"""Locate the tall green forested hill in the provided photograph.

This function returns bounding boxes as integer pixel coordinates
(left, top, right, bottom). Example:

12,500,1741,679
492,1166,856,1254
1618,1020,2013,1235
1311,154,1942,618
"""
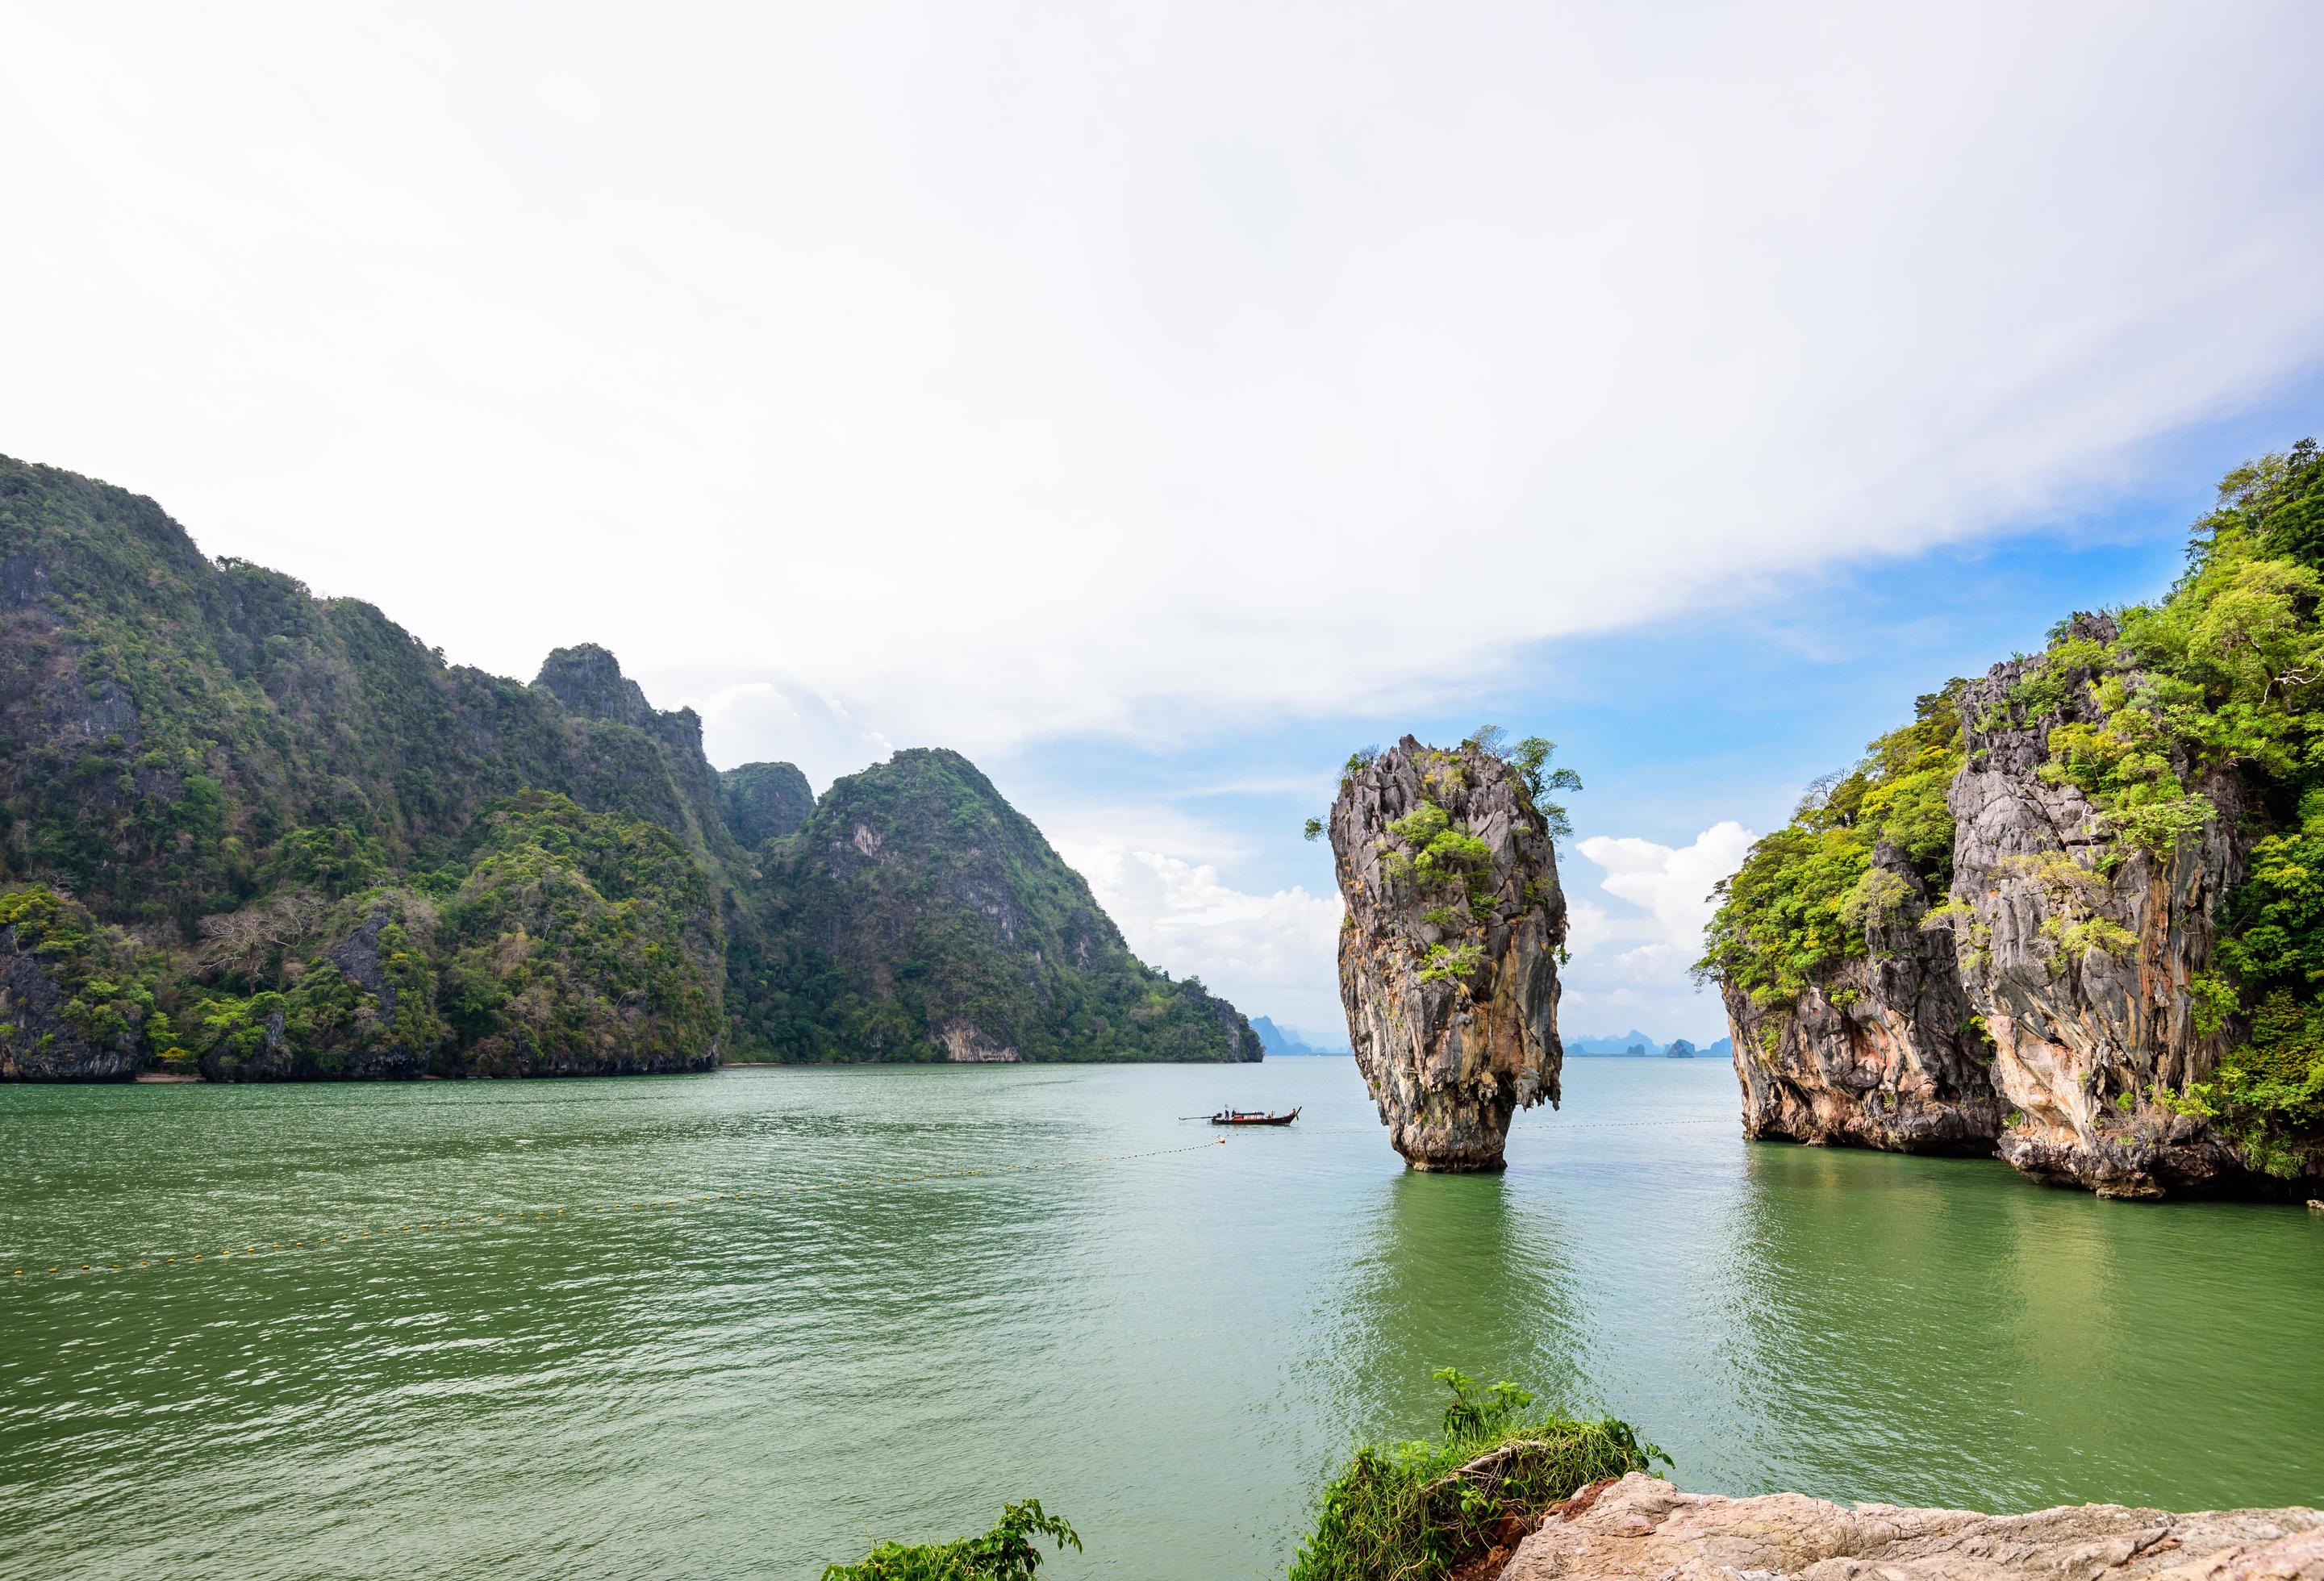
736,749,1263,1062
0,459,745,925
0,456,1260,1078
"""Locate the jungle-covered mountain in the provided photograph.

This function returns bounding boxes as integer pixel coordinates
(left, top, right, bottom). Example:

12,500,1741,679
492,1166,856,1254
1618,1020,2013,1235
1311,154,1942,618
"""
734,749,1262,1063
1697,439,2324,1198
0,455,1260,1078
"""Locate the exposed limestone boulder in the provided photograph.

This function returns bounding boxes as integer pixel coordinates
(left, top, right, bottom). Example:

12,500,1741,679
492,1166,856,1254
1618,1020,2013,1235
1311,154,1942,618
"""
1329,736,1565,1170
1725,843,2001,1153
1949,623,2269,1198
1500,1473,2324,1580
937,1023,1023,1062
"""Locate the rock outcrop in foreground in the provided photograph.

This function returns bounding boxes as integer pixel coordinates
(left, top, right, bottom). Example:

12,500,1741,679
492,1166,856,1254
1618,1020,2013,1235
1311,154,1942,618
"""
1502,1474,2324,1580
1329,736,1566,1170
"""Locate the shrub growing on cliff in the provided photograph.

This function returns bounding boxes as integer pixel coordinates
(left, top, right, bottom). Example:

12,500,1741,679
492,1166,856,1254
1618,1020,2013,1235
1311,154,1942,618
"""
0,884,166,1066
820,1500,1079,1581
1288,1369,1663,1581
1700,439,2324,1170
1694,687,1963,1008
1466,726,1583,842
1310,732,1580,845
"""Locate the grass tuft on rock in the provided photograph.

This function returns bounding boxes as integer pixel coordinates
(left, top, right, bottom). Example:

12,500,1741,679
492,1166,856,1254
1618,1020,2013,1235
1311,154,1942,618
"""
1288,1369,1664,1581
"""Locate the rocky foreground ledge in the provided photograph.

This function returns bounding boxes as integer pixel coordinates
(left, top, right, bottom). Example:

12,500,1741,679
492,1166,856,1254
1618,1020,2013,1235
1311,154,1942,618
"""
1499,1474,2324,1580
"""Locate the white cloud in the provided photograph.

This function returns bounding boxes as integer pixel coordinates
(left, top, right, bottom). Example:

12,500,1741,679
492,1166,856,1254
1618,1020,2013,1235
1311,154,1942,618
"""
1058,841,1344,1037
1566,824,1759,1042
4,4,2322,765
1047,819,1760,1051
680,679,893,795
1578,823,1759,959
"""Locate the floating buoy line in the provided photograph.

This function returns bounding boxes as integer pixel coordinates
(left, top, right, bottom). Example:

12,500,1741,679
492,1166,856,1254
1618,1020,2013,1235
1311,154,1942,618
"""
1295,1116,1734,1138
7,1137,1230,1283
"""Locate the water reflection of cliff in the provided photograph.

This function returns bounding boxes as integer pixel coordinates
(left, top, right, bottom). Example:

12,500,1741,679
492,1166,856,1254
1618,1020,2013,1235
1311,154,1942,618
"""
1715,1141,2324,1513
1312,1168,1588,1445
1713,1144,2034,1506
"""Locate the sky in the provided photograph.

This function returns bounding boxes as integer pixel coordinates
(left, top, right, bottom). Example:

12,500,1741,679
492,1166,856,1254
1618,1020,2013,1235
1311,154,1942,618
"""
6,2,2324,1043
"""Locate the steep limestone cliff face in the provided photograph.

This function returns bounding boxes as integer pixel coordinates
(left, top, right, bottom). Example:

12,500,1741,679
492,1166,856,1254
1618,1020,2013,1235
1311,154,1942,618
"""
1726,845,2001,1153
1709,615,2315,1198
1950,629,2261,1197
534,642,659,727
1329,736,1565,1171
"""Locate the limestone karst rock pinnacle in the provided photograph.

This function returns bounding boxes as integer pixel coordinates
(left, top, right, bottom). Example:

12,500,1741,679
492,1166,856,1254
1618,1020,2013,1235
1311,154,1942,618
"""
1328,736,1567,1170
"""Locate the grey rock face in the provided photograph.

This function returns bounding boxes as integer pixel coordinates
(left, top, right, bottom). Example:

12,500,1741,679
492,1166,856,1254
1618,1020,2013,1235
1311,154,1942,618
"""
1,551,49,609
533,643,655,727
1948,623,2271,1198
326,911,398,1018
0,924,142,1081
1501,1473,2324,1581
1727,843,2001,1153
1210,999,1266,1062
1718,613,2319,1199
1329,736,1565,1170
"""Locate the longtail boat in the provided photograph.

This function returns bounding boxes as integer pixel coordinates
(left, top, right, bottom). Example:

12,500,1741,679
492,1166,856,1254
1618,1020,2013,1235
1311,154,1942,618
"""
1208,1107,1300,1126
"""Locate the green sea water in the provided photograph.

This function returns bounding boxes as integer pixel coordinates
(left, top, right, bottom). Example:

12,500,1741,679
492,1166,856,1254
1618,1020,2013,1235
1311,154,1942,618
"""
2,1057,2320,1579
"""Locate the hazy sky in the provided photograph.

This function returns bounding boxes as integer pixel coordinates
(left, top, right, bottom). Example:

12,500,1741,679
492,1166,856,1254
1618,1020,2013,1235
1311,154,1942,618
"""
8,2,2324,1042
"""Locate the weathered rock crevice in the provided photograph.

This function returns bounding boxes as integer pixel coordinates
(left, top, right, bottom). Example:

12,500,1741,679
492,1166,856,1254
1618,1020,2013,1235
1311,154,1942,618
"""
1329,736,1565,1171
1946,636,2265,1197
937,1023,1022,1062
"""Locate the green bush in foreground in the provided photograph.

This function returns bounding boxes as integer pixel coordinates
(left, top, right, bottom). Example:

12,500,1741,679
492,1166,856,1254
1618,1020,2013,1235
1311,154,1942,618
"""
821,1500,1080,1581
1289,1370,1664,1581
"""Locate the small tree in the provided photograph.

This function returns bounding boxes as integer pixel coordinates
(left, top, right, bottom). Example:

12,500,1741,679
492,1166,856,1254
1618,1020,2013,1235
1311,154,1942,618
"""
1469,727,1583,843
821,1500,1080,1581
